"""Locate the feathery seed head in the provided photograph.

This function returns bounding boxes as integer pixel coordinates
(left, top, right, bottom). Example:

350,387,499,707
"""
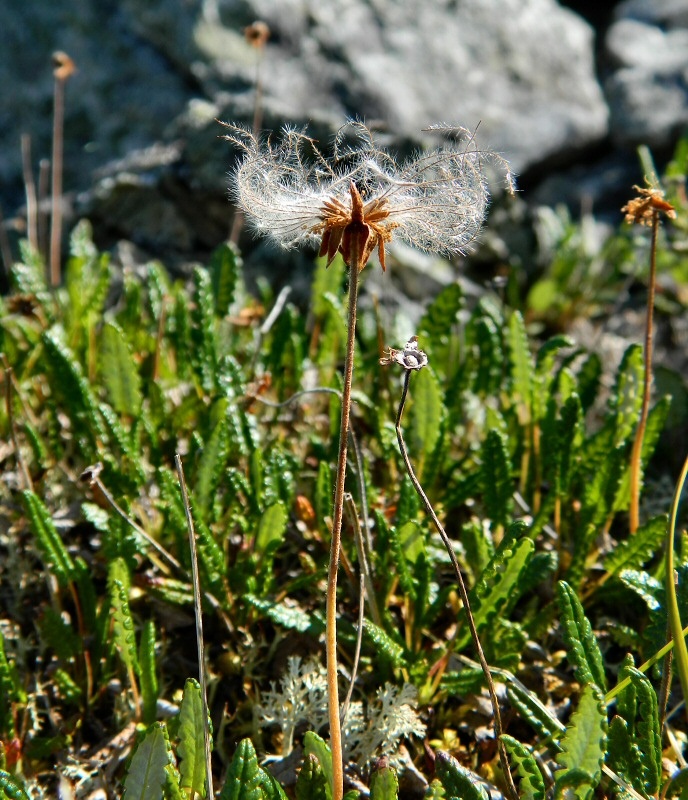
225,121,514,272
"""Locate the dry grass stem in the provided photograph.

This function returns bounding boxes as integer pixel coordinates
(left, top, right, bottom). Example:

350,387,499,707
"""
49,51,76,287
622,185,676,534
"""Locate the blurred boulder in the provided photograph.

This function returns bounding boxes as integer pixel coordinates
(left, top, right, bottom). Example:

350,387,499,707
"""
605,0,688,147
1,0,685,270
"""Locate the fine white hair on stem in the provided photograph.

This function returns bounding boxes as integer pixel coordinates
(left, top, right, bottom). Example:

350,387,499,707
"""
223,120,514,261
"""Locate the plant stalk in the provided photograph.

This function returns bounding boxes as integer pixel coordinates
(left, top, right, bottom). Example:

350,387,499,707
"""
50,72,66,286
326,250,361,800
629,209,659,534
176,454,215,800
394,369,518,800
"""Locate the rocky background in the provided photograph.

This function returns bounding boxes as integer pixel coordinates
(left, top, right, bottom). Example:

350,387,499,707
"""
1,0,687,290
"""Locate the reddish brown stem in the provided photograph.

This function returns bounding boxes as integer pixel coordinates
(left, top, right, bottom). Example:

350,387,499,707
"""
629,209,658,534
326,246,361,800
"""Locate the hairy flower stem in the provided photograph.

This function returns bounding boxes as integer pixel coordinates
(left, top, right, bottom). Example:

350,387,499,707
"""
327,245,362,800
629,209,659,535
394,370,518,800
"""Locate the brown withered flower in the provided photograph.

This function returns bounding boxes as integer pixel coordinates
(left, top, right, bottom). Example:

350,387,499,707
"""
622,185,677,226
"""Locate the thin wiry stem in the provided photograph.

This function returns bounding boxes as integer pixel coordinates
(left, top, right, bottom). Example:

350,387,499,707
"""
21,134,39,254
629,209,659,534
341,492,366,725
394,369,518,800
176,454,215,800
327,256,360,800
50,72,66,286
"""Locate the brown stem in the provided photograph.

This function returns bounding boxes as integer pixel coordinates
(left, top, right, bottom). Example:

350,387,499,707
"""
629,210,659,534
394,370,518,800
50,74,66,287
327,250,361,800
21,134,39,253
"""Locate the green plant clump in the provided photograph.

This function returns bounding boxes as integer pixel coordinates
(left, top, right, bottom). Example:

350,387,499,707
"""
0,130,687,800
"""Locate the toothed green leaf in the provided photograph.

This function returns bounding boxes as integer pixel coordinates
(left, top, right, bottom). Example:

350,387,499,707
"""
177,678,208,798
556,581,606,691
435,751,489,800
122,723,170,800
500,735,545,800
554,683,607,798
219,738,262,800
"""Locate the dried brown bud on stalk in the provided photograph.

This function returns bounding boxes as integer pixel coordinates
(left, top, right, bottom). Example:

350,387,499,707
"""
52,51,76,81
244,21,270,49
622,185,676,226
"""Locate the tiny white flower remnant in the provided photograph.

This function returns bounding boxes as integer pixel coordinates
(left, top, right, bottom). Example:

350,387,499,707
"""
225,121,514,273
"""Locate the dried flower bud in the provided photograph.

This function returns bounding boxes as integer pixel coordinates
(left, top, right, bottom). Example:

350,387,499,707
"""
79,462,103,485
622,185,676,226
244,21,270,49
379,336,428,371
52,51,76,81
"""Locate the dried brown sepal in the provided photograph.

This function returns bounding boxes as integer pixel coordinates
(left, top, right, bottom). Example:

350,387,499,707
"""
622,185,677,226
52,51,76,81
315,181,397,271
244,21,270,49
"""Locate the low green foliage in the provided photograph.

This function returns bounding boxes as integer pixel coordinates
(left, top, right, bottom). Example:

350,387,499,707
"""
0,144,687,798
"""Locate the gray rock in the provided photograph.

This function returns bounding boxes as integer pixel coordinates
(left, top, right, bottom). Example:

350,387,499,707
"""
604,0,688,147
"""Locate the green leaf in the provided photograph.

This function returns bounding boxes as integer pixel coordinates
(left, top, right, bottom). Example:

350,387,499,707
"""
408,367,443,479
389,521,418,601
99,321,142,416
122,723,170,800
296,754,328,800
458,523,533,649
139,620,159,726
219,738,262,800
507,681,565,743
613,396,672,512
177,678,208,798
435,751,489,800
190,266,219,394
363,621,407,668
255,502,288,555
610,344,643,446
481,429,513,528
244,595,315,632
195,416,229,517
0,771,30,800
554,684,607,797
626,666,661,794
556,581,606,691
21,490,75,587
194,516,227,599
258,768,289,800
468,300,503,395
209,242,240,316
0,633,17,739
370,760,399,800
109,563,138,676
304,732,333,800
41,325,104,453
508,311,534,421
604,514,667,575
500,735,545,800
